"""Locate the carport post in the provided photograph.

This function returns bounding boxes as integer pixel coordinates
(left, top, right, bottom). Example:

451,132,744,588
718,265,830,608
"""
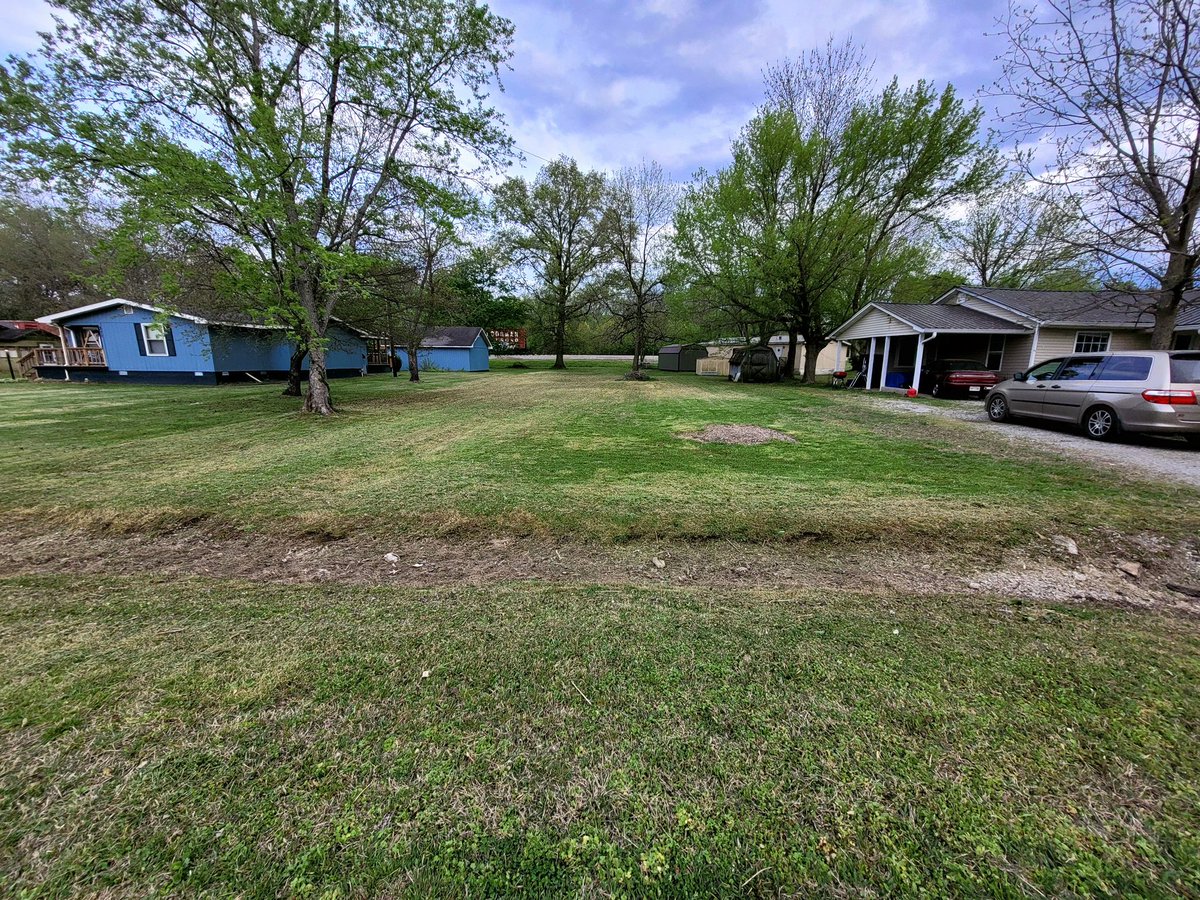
912,335,925,393
866,337,877,389
880,336,891,391
835,342,843,372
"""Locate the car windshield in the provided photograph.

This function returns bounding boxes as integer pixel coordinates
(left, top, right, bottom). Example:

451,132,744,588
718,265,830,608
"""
1170,353,1200,384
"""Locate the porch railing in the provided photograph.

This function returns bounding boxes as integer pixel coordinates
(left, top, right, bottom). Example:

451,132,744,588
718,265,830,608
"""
29,346,108,367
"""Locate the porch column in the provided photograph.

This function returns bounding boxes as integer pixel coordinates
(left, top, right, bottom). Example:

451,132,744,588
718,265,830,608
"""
912,334,926,393
880,336,891,391
58,325,70,382
1027,327,1040,368
835,342,843,372
866,337,877,390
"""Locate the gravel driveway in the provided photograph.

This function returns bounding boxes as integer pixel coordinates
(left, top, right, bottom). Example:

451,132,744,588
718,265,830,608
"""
867,395,1200,489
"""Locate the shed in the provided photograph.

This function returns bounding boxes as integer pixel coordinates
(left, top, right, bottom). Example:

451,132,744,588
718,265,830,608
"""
658,343,708,372
728,346,781,383
394,327,490,372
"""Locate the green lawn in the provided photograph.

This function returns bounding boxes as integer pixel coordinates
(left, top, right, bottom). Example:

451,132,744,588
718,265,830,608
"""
2,576,1198,897
2,365,1199,896
1,363,1196,546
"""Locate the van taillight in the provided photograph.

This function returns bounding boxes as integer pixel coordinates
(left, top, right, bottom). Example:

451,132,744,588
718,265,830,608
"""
1141,389,1197,405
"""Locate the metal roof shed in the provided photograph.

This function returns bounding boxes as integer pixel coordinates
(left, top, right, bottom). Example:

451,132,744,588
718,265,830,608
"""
658,343,708,372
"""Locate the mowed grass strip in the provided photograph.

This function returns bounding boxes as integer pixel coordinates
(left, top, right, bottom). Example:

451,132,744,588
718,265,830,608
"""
1,363,1196,545
0,575,1197,896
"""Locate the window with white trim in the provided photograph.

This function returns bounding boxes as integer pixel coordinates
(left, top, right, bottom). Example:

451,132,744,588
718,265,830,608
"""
1073,331,1110,353
141,322,169,356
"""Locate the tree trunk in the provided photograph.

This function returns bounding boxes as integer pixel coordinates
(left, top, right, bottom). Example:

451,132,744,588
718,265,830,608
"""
553,291,567,369
1150,281,1185,351
782,325,799,379
800,333,821,383
407,348,420,382
282,344,307,396
304,342,334,415
633,302,644,372
297,276,334,415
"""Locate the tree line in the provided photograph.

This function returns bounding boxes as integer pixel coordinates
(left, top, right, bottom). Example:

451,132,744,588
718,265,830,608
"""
0,0,1194,405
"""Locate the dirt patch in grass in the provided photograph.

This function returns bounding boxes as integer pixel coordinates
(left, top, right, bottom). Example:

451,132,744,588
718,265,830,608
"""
3,520,1198,615
683,424,796,445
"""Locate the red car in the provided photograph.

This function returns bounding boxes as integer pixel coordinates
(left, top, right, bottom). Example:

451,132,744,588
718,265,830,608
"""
921,358,1005,398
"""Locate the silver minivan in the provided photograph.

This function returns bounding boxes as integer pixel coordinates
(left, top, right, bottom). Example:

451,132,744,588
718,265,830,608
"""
984,351,1200,445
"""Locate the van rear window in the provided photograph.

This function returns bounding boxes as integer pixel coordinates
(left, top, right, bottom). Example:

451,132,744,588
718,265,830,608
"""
1095,356,1152,381
1170,354,1200,384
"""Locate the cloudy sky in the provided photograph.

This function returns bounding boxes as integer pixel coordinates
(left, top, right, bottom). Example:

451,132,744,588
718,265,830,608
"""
0,0,1017,180
483,0,1016,178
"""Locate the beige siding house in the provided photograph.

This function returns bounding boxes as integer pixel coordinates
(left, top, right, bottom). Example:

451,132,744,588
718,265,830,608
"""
830,286,1200,392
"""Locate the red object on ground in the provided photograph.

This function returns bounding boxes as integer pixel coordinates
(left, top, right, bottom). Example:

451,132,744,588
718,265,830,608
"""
906,388,918,397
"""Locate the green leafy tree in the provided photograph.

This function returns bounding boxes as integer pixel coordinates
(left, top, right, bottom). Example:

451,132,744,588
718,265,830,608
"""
0,201,103,319
673,42,999,382
494,157,609,369
0,0,513,413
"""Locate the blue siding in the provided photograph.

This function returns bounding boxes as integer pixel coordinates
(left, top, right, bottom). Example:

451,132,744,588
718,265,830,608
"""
210,323,366,373
395,333,489,372
209,326,284,371
468,333,490,371
57,307,214,374
319,324,370,372
54,306,368,381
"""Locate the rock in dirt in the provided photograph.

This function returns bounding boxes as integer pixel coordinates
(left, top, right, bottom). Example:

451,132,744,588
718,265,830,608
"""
652,557,666,569
1052,535,1079,556
383,552,399,563
1117,561,1143,578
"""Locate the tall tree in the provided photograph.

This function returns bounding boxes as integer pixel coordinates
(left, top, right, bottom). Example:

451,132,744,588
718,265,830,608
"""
996,0,1200,347
673,50,998,382
494,157,609,369
0,202,102,318
603,161,679,374
0,0,513,413
940,177,1098,289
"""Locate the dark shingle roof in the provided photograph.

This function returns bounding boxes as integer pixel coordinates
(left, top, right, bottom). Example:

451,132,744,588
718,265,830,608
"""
954,286,1200,328
418,327,485,349
875,302,1031,333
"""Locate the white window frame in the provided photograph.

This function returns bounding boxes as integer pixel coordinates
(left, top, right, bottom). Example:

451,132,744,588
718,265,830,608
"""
1073,331,1110,353
140,322,170,357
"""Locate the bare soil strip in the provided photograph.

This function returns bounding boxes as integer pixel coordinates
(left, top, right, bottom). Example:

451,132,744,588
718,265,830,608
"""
4,521,1198,615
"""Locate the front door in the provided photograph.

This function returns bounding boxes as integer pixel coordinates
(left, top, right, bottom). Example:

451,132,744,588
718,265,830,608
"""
1040,356,1105,423
1008,358,1064,415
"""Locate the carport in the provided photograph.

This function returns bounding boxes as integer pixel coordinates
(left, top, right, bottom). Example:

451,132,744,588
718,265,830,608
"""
830,303,1031,391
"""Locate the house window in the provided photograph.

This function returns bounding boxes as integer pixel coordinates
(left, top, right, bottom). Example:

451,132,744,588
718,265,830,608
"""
1073,331,1110,353
141,322,169,356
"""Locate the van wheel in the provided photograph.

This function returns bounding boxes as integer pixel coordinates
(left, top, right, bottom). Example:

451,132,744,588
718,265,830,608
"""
986,394,1010,422
1084,405,1120,441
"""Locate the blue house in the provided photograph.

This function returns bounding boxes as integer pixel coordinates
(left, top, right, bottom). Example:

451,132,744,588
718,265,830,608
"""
34,299,371,385
392,327,491,372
